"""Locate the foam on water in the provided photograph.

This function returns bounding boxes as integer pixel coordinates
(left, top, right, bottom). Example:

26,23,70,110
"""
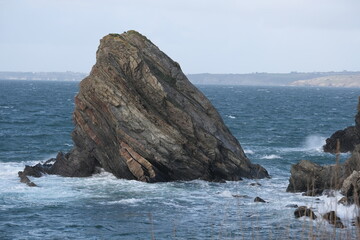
2,82,360,239
261,154,282,160
277,135,328,154
244,149,254,155
303,135,327,152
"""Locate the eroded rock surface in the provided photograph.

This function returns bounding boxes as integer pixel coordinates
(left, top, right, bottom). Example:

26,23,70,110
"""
21,30,268,183
323,96,360,153
340,170,360,206
287,146,360,193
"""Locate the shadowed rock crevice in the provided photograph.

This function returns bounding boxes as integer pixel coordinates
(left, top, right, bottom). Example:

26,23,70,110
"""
20,30,268,183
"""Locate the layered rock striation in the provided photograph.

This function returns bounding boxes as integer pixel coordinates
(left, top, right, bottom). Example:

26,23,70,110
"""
20,30,268,183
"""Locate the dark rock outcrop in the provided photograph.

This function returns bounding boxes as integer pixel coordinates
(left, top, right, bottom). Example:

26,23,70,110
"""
294,206,317,220
287,97,360,193
254,197,266,203
18,171,37,187
20,30,268,183
340,170,360,206
323,211,345,228
287,146,360,193
323,96,360,153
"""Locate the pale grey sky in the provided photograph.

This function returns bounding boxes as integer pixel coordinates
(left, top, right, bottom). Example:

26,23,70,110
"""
1,0,360,74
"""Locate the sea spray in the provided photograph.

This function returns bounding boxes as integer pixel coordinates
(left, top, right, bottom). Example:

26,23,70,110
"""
1,81,359,239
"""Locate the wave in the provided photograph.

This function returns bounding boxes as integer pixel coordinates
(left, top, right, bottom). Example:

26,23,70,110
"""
105,198,142,205
303,135,326,152
244,149,254,155
260,154,282,160
315,191,359,225
0,105,14,109
278,135,327,153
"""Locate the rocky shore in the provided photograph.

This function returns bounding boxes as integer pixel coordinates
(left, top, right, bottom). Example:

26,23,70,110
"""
287,97,360,200
19,30,268,184
287,97,360,227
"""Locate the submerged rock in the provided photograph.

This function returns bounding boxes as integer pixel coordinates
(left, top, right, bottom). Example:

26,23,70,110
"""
254,196,266,203
20,30,268,183
18,171,37,187
322,211,345,228
294,206,317,220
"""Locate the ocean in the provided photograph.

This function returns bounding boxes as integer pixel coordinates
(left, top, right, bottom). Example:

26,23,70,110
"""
0,80,359,239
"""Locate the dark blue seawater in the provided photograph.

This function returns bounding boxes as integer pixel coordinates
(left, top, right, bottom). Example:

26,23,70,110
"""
0,80,359,239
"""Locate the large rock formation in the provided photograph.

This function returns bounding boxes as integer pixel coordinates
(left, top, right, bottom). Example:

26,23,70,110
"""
286,148,360,193
323,96,360,153
287,97,360,193
20,30,268,183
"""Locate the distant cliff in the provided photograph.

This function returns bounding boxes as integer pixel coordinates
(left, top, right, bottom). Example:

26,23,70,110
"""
187,72,360,86
290,75,360,88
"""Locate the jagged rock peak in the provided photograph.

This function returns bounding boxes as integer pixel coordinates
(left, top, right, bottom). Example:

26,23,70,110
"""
21,30,269,183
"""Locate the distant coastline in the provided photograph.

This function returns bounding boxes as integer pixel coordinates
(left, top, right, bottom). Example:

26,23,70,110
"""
0,71,87,81
1,71,359,87
290,75,360,88
188,71,360,87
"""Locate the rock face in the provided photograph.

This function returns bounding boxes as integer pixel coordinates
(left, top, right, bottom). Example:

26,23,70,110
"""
340,170,360,206
21,30,268,183
287,146,360,193
323,96,360,153
287,97,360,193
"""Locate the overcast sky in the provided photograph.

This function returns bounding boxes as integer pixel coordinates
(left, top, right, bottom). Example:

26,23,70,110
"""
1,0,360,74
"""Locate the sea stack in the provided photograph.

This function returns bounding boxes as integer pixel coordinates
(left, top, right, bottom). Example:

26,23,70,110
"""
21,30,268,183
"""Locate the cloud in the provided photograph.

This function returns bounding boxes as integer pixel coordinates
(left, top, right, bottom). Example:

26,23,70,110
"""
1,0,359,73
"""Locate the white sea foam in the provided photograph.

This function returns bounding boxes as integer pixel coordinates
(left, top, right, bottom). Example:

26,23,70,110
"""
303,135,326,152
227,115,236,119
312,191,359,227
261,154,282,160
244,149,254,155
0,105,13,109
106,198,142,205
278,135,327,154
218,190,233,198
